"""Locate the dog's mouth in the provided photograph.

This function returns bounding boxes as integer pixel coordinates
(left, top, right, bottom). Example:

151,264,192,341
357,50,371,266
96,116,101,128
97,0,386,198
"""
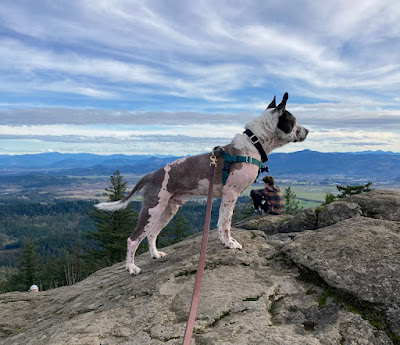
295,127,309,142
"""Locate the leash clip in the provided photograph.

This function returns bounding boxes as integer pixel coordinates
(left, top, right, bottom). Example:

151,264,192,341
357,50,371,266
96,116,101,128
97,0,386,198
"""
210,154,217,167
210,146,223,167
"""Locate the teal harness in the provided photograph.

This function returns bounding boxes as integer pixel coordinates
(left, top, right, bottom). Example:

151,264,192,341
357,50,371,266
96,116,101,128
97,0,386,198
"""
221,151,264,185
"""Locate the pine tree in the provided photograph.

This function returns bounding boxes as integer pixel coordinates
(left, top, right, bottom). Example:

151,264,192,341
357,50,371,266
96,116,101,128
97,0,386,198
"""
11,239,41,291
336,182,373,198
232,198,255,224
41,255,66,289
283,186,302,215
322,192,336,206
172,212,190,243
65,239,86,285
159,211,191,247
87,171,139,268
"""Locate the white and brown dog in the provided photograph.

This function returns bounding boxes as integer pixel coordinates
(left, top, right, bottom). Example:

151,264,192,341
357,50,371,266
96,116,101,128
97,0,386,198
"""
95,93,308,275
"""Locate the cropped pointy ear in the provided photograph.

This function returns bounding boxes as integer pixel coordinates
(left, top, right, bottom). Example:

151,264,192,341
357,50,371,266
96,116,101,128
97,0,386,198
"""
267,96,276,109
276,92,289,112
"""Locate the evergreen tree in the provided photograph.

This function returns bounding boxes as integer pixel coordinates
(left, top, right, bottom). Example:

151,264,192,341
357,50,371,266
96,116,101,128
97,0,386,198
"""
172,212,190,243
11,239,41,291
41,255,66,289
232,197,255,224
159,211,191,247
87,171,139,268
336,182,373,198
322,192,336,206
67,239,86,284
283,186,302,215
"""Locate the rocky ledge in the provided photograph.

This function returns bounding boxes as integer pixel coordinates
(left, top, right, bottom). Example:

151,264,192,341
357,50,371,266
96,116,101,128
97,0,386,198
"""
1,190,399,345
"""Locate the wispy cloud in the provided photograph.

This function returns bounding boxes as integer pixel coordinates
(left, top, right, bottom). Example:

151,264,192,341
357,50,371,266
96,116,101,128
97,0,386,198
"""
2,103,398,130
0,0,399,154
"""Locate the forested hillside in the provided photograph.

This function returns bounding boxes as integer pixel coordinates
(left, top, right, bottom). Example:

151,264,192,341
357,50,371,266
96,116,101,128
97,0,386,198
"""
0,194,252,293
0,200,95,266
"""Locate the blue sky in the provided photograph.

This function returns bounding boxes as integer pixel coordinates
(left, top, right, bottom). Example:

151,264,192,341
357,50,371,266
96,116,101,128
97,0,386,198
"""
0,0,399,155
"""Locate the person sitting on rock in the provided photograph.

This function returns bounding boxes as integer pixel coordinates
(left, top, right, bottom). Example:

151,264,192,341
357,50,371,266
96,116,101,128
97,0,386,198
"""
250,176,284,215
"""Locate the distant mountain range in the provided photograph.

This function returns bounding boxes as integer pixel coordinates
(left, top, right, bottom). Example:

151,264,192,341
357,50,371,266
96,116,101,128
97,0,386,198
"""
267,150,400,178
0,153,180,176
0,150,399,179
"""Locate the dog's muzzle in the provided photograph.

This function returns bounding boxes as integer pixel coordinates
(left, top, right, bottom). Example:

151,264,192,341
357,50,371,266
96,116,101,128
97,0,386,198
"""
295,126,309,142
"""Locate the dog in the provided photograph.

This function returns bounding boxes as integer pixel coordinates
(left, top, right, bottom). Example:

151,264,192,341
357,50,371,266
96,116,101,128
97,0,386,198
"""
95,93,309,275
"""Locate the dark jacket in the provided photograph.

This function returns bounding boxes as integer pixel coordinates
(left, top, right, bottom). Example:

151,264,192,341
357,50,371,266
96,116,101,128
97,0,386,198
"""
252,185,284,214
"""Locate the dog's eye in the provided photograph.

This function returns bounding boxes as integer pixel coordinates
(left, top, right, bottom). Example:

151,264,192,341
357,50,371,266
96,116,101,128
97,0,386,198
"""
277,113,295,134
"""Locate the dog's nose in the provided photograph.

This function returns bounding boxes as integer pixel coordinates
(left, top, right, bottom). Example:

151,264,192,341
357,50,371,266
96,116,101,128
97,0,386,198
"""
305,128,309,136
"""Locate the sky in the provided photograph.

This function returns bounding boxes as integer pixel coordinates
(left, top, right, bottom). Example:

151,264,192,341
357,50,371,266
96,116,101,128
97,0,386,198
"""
0,0,399,156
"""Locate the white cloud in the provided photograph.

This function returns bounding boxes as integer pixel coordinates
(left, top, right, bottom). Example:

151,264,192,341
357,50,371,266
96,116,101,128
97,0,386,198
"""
1,104,399,155
2,103,399,131
0,123,243,141
0,0,399,154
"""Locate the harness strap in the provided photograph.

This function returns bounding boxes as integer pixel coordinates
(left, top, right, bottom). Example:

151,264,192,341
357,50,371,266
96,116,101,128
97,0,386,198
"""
244,129,269,163
222,151,263,185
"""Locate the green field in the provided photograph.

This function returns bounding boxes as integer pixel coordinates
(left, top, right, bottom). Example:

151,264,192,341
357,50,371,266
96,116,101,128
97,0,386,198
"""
241,183,336,209
2,172,399,209
243,183,400,210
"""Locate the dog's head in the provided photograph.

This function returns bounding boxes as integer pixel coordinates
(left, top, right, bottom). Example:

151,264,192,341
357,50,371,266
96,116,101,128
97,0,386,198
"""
264,93,309,146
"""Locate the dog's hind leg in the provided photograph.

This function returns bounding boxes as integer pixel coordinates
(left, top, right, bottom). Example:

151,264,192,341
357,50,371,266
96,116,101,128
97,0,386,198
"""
126,167,178,275
126,237,142,276
126,197,172,275
126,206,153,275
147,201,180,259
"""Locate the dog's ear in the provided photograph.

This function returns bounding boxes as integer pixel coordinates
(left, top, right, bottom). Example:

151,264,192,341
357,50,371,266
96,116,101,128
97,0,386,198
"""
267,96,276,109
276,92,289,113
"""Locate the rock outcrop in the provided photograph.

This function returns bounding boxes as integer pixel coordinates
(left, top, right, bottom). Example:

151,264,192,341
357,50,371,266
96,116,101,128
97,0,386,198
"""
282,217,400,340
1,190,399,345
317,201,362,228
277,189,400,233
342,190,400,221
234,213,292,234
279,207,319,233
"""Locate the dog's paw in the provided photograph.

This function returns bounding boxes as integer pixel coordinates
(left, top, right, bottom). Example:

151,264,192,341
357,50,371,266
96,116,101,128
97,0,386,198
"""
126,264,142,276
218,230,227,246
225,239,243,250
152,251,167,259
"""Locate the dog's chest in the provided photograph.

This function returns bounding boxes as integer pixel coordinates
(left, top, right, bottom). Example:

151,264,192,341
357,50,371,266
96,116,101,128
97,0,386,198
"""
226,163,260,189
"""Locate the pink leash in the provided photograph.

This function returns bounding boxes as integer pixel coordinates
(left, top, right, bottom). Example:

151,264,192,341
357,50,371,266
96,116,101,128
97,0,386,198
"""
182,154,217,345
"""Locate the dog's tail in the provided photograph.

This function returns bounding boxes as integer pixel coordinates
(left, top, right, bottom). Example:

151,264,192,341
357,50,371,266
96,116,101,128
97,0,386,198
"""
94,175,147,212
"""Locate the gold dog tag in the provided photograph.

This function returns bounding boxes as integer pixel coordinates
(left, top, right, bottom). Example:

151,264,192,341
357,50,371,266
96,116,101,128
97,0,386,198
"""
210,155,217,167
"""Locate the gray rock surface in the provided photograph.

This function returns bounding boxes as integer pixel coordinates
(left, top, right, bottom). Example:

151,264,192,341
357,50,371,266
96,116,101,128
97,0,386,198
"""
342,190,400,221
0,229,394,345
279,207,318,233
1,190,399,345
282,217,400,339
317,201,362,228
279,190,397,234
234,214,292,234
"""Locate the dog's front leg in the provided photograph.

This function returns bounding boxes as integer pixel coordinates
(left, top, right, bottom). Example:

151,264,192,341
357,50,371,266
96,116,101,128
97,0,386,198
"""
217,191,242,250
